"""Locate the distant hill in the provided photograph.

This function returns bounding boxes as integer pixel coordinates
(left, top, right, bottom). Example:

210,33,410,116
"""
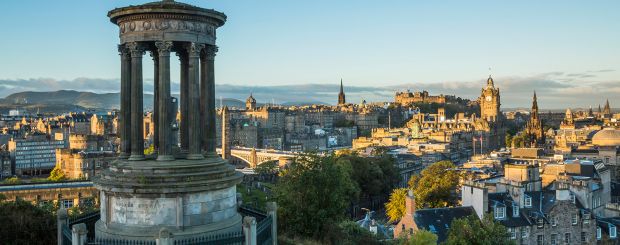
0,90,246,114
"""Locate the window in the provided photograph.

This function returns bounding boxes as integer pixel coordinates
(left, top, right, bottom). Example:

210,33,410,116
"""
550,234,557,245
537,218,544,228
597,227,602,240
537,235,544,245
611,225,617,238
409,228,413,235
572,213,578,225
564,233,571,243
513,204,519,217
551,216,557,226
61,199,73,209
495,207,505,219
509,228,516,239
581,232,587,242
521,227,529,238
525,196,532,207
570,193,576,204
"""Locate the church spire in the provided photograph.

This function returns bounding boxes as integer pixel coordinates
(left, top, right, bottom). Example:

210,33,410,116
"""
338,78,346,105
531,91,539,116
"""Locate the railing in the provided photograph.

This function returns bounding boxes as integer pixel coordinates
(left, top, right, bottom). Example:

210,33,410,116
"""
173,231,244,245
60,203,277,245
87,238,156,245
256,215,273,245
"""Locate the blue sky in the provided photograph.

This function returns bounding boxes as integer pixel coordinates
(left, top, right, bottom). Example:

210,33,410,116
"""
0,0,618,108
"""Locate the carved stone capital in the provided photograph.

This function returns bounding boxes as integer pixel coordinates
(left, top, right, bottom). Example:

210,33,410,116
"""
118,44,131,59
155,41,174,56
186,43,205,58
126,42,146,58
202,45,218,60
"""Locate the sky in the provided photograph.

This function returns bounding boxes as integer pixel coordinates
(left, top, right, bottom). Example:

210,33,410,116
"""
0,0,618,108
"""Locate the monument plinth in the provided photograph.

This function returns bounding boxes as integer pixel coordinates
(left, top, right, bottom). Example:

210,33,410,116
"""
94,0,242,241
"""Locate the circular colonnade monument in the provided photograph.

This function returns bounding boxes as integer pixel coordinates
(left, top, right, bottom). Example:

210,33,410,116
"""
94,0,243,240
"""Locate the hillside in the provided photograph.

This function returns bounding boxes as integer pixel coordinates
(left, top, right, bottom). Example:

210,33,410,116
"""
0,90,246,114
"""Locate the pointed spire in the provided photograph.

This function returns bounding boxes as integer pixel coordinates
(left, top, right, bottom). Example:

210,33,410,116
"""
340,78,344,93
532,91,538,111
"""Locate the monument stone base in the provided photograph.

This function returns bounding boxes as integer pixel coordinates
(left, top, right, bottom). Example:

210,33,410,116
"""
93,156,243,241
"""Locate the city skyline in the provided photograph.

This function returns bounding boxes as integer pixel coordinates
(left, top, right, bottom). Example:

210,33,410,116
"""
0,0,619,108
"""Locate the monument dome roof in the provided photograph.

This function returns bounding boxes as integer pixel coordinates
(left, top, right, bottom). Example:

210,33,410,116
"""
592,128,620,147
108,0,226,26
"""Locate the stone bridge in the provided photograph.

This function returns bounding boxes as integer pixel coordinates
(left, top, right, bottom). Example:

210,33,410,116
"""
217,147,297,168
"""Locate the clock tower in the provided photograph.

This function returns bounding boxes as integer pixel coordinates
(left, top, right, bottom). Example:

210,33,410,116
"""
479,75,500,122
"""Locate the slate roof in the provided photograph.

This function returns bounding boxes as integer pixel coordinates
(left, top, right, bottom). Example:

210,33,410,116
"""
413,206,475,242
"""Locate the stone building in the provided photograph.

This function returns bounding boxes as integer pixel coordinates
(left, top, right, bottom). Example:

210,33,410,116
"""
395,90,447,105
394,190,475,242
462,162,598,244
56,149,115,179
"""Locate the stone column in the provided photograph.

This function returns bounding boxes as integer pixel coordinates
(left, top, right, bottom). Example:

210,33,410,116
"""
118,45,132,158
186,43,205,160
152,51,160,151
71,223,88,245
155,41,174,161
57,208,68,245
243,216,257,245
201,45,218,155
267,202,278,245
127,42,145,161
178,51,189,153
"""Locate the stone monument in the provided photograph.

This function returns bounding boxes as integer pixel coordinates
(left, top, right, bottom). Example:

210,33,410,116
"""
94,0,243,240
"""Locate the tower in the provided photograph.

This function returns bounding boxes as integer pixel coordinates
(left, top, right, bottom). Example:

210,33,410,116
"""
338,78,346,105
524,91,544,147
95,1,243,241
560,108,575,129
222,106,231,160
603,99,611,118
246,93,257,111
479,75,501,122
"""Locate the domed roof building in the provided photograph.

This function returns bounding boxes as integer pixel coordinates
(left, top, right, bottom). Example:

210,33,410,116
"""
592,128,620,147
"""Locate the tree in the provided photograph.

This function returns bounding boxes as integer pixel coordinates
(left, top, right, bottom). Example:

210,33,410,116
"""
275,152,359,239
48,165,66,182
407,161,459,209
0,199,57,244
403,229,438,245
386,161,460,222
444,214,513,245
323,220,381,245
254,160,279,176
385,188,408,222
505,133,513,148
337,154,397,199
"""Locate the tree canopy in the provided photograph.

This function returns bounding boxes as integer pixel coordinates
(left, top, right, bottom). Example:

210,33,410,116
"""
274,152,359,239
336,153,398,198
401,229,438,245
386,161,460,222
407,160,459,209
48,165,66,182
0,199,57,244
444,214,513,245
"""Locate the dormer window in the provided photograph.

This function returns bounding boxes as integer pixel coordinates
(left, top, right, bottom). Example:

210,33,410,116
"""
525,196,532,207
611,225,617,238
495,206,505,220
513,204,519,217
